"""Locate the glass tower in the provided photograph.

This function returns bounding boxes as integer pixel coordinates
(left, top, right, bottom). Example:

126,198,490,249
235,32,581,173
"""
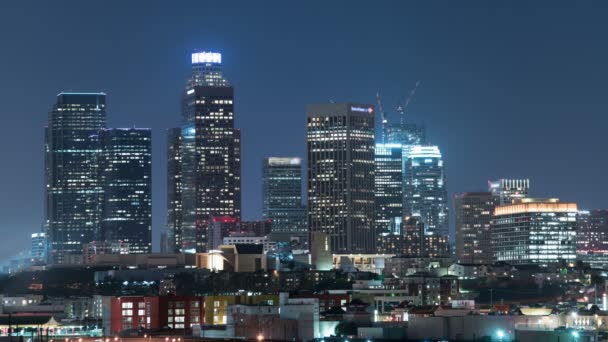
402,145,449,241
98,128,152,254
492,198,577,264
179,51,241,252
307,103,375,253
45,92,106,264
262,157,307,246
166,128,183,253
374,143,403,236
576,209,608,268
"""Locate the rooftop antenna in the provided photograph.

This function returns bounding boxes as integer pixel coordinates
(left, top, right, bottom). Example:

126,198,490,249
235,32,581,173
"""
376,91,388,144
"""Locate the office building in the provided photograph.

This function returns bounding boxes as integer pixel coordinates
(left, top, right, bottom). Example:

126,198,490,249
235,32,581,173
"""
386,122,425,148
45,92,107,264
492,198,577,265
488,179,529,205
179,51,241,252
454,192,499,264
30,232,47,263
262,157,307,245
576,210,608,268
379,216,424,256
402,145,448,243
98,128,152,254
374,144,404,237
166,128,183,253
307,103,375,253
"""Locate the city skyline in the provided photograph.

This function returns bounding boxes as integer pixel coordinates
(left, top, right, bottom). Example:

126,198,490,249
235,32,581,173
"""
2,2,608,260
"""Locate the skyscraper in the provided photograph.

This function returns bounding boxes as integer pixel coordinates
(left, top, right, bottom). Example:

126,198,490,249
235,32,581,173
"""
98,128,152,254
262,157,307,245
386,122,425,147
402,145,448,241
492,198,577,265
31,232,47,263
45,92,106,264
576,209,608,268
166,128,183,253
488,179,529,204
179,51,241,252
307,103,375,254
374,143,403,237
454,192,498,264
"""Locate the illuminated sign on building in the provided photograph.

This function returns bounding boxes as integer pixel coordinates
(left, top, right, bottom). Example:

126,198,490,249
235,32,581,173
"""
191,52,222,64
350,106,374,114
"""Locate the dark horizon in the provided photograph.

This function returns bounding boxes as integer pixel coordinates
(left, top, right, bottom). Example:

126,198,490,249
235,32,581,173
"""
1,1,608,261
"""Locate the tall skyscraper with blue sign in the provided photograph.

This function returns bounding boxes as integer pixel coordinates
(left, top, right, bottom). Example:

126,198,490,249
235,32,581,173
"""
402,145,449,242
307,103,376,253
172,51,241,252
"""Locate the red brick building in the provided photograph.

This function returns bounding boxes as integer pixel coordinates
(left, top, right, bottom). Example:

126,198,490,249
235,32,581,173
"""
110,296,204,334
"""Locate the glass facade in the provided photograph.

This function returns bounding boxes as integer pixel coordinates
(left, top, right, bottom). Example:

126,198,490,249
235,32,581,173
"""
45,92,106,264
402,145,449,241
374,143,403,238
98,128,152,254
307,103,376,253
262,157,307,246
454,192,498,264
166,128,183,253
576,209,608,268
178,51,241,252
492,199,577,265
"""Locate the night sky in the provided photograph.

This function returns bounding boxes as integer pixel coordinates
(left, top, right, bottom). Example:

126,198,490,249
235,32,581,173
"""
1,1,607,261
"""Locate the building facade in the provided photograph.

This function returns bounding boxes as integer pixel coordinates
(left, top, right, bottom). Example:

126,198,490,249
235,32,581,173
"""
374,144,403,238
307,103,375,253
45,92,107,264
402,145,448,245
576,209,608,268
98,128,152,254
488,179,529,205
178,51,241,252
492,198,577,264
454,192,498,264
262,157,307,245
166,128,183,253
30,232,47,263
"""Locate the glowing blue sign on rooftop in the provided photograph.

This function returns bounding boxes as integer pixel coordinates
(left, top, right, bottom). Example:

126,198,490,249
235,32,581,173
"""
191,52,222,64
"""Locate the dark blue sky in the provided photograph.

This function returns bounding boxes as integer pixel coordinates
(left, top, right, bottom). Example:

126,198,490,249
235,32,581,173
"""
1,1,607,260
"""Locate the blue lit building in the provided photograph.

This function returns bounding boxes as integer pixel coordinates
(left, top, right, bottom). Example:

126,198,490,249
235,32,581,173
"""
402,145,449,240
30,232,47,263
176,51,241,252
374,143,403,236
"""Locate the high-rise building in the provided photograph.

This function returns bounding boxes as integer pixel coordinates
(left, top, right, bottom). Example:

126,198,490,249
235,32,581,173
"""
45,92,106,264
386,123,425,147
492,198,577,265
488,179,529,205
307,103,375,254
454,192,498,264
166,128,183,252
379,216,424,256
178,51,241,252
262,157,307,245
98,128,152,254
402,145,448,243
31,232,47,263
576,209,608,268
374,144,403,238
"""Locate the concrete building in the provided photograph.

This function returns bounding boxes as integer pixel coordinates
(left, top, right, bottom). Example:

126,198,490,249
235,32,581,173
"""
455,192,498,264
488,178,530,205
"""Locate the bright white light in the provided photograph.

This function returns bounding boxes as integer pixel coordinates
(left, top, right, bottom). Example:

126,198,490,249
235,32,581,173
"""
192,52,222,64
496,330,504,338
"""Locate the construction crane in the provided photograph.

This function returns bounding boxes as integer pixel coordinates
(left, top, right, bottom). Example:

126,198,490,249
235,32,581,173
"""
396,80,421,125
376,91,388,144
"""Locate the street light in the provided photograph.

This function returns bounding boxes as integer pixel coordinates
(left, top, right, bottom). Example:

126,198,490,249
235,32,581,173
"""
496,329,505,341
256,334,264,341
